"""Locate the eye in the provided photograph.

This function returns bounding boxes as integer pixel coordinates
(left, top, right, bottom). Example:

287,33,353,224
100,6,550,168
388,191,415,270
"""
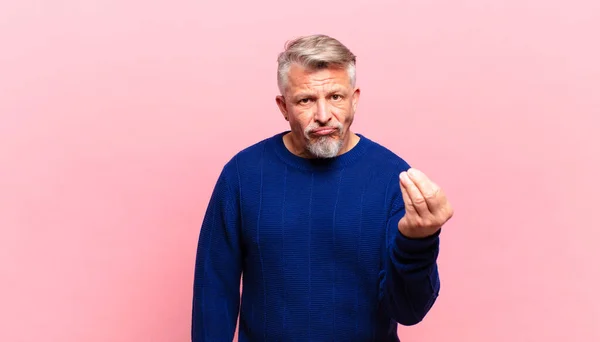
331,94,343,101
298,98,311,104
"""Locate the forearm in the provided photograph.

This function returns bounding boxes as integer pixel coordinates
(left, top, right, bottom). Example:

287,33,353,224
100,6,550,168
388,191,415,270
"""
191,221,242,341
191,255,241,341
381,228,441,325
191,163,243,341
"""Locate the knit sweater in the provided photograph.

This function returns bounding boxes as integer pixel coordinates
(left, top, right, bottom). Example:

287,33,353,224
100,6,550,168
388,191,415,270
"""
191,131,441,342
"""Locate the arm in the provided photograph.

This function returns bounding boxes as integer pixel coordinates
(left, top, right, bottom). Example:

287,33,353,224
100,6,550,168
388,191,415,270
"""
379,167,452,325
380,197,441,325
191,162,243,341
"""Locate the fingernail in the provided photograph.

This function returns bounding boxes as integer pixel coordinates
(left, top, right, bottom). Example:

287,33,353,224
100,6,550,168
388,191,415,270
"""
408,168,418,177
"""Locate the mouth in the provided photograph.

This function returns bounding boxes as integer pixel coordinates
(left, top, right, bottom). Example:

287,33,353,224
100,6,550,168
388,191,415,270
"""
310,127,337,136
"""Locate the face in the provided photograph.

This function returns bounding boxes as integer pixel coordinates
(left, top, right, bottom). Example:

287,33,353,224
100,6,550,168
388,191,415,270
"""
276,63,360,158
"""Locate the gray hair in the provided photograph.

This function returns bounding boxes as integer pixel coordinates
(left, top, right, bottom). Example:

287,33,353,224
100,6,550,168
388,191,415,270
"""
277,34,357,94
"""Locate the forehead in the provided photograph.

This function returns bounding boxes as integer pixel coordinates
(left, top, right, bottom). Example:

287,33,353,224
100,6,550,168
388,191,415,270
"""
286,63,351,93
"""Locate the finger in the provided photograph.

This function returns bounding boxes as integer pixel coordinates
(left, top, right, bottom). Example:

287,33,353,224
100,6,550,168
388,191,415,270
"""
407,168,441,213
399,174,416,214
400,171,429,216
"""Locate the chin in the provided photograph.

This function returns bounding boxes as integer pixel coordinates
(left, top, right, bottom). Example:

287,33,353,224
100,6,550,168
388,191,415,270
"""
307,137,343,159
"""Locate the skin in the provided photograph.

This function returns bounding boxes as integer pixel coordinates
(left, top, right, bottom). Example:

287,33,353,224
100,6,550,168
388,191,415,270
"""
399,168,454,238
275,63,360,158
275,62,453,238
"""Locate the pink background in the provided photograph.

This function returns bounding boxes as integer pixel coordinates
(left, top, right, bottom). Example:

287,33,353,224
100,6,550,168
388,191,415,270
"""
1,0,599,341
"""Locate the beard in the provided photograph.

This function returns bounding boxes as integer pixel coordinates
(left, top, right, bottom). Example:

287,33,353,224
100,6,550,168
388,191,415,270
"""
303,122,344,159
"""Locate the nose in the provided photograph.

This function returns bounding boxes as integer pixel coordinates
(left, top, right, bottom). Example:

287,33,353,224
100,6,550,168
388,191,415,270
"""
314,99,332,124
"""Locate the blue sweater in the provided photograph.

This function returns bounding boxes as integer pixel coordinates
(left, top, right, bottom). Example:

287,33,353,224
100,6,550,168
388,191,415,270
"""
192,131,441,341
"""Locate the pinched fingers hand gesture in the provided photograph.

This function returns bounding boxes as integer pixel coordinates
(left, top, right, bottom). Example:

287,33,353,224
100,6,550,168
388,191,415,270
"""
398,168,454,239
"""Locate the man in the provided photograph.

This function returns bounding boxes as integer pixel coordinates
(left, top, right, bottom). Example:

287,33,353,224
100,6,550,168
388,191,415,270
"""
191,34,454,341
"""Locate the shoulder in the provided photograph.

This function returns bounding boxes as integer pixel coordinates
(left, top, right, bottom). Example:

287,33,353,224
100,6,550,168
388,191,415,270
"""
359,134,411,174
218,132,281,178
226,133,279,167
358,135,412,209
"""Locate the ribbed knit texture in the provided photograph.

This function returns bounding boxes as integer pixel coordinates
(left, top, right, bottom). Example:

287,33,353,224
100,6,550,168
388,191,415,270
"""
192,131,441,342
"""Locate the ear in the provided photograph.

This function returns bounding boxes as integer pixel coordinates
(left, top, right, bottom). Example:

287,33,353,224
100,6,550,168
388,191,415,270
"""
276,95,289,121
351,87,361,113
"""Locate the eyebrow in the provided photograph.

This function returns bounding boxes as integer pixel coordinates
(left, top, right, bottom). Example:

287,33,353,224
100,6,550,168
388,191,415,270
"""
293,88,346,100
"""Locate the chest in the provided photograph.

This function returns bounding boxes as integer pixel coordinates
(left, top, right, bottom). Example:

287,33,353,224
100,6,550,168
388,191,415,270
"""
238,166,392,272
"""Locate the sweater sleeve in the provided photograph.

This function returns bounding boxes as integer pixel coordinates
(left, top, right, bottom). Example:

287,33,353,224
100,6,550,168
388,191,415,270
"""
191,161,243,341
379,171,441,326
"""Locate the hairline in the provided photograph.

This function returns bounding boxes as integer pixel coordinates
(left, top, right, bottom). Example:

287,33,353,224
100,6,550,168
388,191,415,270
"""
278,62,356,95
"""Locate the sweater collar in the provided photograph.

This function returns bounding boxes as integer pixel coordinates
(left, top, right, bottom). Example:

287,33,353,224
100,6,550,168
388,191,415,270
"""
269,131,371,171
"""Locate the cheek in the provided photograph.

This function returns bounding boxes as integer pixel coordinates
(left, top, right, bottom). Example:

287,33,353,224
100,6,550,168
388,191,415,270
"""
332,105,352,123
288,114,309,132
290,110,313,126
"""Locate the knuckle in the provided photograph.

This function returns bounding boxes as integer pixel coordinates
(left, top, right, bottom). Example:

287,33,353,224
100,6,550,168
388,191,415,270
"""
423,192,436,200
424,214,443,228
424,187,440,200
413,196,426,205
414,216,426,229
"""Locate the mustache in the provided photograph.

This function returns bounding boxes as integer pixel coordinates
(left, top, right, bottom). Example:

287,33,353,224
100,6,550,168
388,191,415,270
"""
304,122,343,134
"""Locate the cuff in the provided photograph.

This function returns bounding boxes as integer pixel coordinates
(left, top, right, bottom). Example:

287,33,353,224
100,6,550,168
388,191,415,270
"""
393,228,441,255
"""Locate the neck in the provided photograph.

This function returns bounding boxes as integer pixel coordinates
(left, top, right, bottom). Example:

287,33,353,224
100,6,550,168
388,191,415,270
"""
339,131,360,154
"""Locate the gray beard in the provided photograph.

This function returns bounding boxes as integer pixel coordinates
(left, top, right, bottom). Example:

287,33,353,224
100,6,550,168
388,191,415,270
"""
306,136,343,158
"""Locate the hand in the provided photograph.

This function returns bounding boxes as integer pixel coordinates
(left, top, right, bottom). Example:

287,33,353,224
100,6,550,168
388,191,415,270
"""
398,168,453,239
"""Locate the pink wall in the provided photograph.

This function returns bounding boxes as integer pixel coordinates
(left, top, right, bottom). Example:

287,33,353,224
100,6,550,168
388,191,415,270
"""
1,0,599,341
